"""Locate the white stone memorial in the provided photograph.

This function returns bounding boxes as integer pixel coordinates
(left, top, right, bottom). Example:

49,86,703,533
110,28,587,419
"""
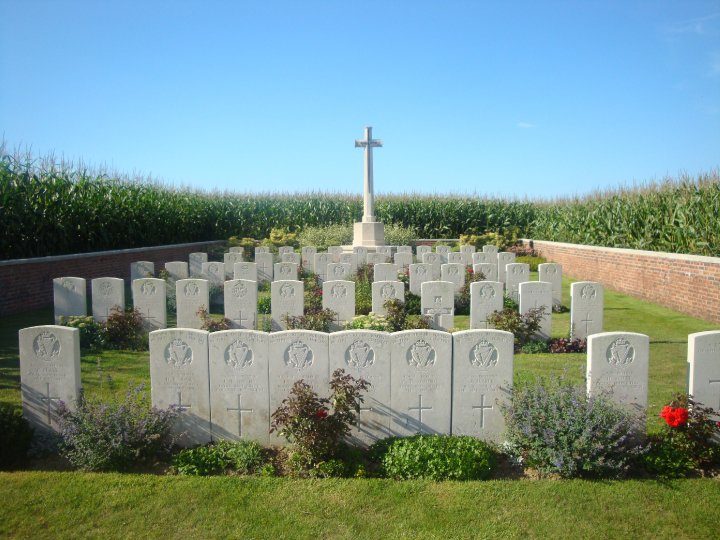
376,246,392,258
202,262,225,287
367,252,388,265
274,262,299,281
409,263,433,296
570,281,604,340
313,253,330,281
448,252,465,265
149,328,211,446
587,332,649,413
53,277,87,323
353,246,368,264
339,252,359,270
470,281,503,329
519,281,552,338
327,246,343,262
497,252,516,284
394,252,413,271
255,246,270,256
233,261,258,282
420,281,455,331
301,246,317,269
452,330,514,442
397,246,412,254
228,247,244,255
416,245,431,259
472,252,492,265
371,280,404,316
688,331,720,417
373,262,399,282
329,330,392,445
255,252,274,284
176,279,210,329
483,245,499,255
271,280,304,330
435,245,450,263
322,280,356,330
91,277,125,323
208,330,271,443
130,261,154,281
538,263,563,307
441,263,466,293
352,127,385,247
164,261,188,282
189,252,207,277
390,330,452,436
224,279,258,330
473,262,498,282
278,246,295,257
19,325,81,434
327,262,353,281
505,262,529,302
132,278,167,330
460,245,476,266
224,252,244,279
281,252,301,265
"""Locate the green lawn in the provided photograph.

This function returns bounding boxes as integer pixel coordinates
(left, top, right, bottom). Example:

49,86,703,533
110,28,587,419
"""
1,276,718,539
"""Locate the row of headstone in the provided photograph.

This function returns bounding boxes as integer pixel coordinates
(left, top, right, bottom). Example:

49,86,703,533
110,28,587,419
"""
21,324,720,445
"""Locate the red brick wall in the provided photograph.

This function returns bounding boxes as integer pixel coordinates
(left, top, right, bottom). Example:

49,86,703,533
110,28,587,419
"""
0,241,223,316
524,239,720,323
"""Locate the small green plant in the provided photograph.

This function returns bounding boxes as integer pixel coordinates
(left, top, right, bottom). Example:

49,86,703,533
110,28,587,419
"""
515,255,546,272
345,313,392,331
283,308,337,332
198,308,231,332
455,266,484,315
104,308,147,350
270,369,370,469
383,299,432,331
173,440,266,476
520,340,550,354
371,435,496,481
487,307,544,349
266,228,299,247
61,315,106,350
257,294,271,314
0,404,34,469
56,385,177,471
502,376,643,478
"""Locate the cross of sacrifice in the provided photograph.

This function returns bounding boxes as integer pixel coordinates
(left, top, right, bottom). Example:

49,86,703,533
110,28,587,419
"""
354,126,383,222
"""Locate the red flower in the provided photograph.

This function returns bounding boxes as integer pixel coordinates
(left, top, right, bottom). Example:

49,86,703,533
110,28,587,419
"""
660,406,689,428
315,409,328,419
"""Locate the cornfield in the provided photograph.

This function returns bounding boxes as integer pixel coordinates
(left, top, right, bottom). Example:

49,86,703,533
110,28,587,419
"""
1,149,718,259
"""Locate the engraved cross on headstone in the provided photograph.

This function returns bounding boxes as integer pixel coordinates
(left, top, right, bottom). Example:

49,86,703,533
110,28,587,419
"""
173,390,192,413
40,382,61,425
407,394,432,428
581,313,593,335
472,394,494,429
227,394,254,437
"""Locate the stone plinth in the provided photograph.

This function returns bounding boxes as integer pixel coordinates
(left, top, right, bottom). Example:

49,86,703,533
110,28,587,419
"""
353,221,385,248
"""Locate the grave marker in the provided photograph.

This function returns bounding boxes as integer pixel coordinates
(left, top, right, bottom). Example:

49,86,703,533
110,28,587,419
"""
164,261,189,282
278,246,295,257
224,279,258,330
313,253,330,281
327,262,353,281
688,331,720,419
483,245,499,255
409,263,433,295
274,262,299,281
373,263,399,282
394,252,413,271
327,246,344,262
473,262,498,282
420,281,454,330
460,245,476,266
519,281,552,338
53,277,87,323
504,262,529,302
339,252,359,270
396,246,412,254
441,263,466,293
538,263,563,306
271,280,304,330
224,253,244,278
91,277,125,323
322,280,356,330
353,246,368,264
416,245,431,259
470,281,503,329
176,279,210,329
367,252,388,265
255,253,274,284
497,252,516,284
131,261,154,281
570,281,604,339
228,247,244,255
132,278,167,330
189,252,208,277
281,252,301,265
435,245,450,263
301,246,317,269
233,261,258,282
448,252,465,265
372,280,404,316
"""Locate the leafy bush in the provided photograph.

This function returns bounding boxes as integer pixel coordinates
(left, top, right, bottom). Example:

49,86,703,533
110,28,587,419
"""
266,228,299,247
460,230,519,251
345,313,391,331
284,308,337,332
487,307,544,349
257,294,271,314
503,377,643,478
455,266,484,315
61,315,105,350
198,308,231,332
297,224,353,251
503,294,518,310
371,435,496,481
104,308,147,350
270,369,370,468
384,299,431,331
520,340,550,354
515,255,546,272
0,404,34,469
173,440,266,476
303,272,323,312
56,385,177,471
383,223,419,246
643,393,720,478
548,337,587,353
355,266,372,315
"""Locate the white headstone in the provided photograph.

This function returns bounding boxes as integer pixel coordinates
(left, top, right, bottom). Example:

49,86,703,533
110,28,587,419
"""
367,252,388,265
496,252,516,284
224,252,244,279
422,252,441,267
390,330,452,436
339,252,359,270
473,262,498,282
441,263,466,293
274,262,299,281
228,247,244,255
19,325,81,434
688,331,720,418
376,246,392,258
53,277,87,323
281,252,301,265
208,330,271,443
460,245,476,266
452,329,513,442
371,280,404,316
255,253,274,284
268,331,330,427
587,332,649,413
373,263,399,282
329,330,392,446
470,281,503,329
233,261,258,282
397,246,412,254
202,262,225,287
448,252,465,265
131,261,154,281
176,279,210,329
224,279,258,330
271,280,304,331
189,252,208,278
132,278,167,330
570,281,604,340
327,262,353,281
313,253,330,281
255,246,270,256
416,245,431,259
394,252,413,271
327,246,344,262
278,246,295,257
420,281,455,330
353,246,368,264
435,245,450,263
505,263,529,302
519,281,552,339
538,263,563,306
322,280,356,330
472,252,492,265
164,261,188,282
483,245,499,255
91,277,125,323
149,328,211,446
301,246,317,269
409,263,433,296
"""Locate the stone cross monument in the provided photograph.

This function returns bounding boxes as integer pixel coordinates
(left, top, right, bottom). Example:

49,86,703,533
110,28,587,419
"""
353,126,385,247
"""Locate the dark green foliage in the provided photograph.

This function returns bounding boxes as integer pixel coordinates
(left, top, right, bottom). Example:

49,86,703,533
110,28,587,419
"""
172,440,267,476
520,340,550,354
383,299,431,331
198,308,232,332
61,316,105,350
503,377,643,478
257,295,271,314
283,308,337,332
455,266,484,315
0,404,34,468
486,307,544,349
104,308,147,350
371,435,496,481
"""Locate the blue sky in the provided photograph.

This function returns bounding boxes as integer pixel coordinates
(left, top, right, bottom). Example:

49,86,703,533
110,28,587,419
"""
1,1,719,197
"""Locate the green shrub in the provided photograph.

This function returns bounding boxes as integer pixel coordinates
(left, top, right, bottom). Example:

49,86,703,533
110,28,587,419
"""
56,385,177,471
173,440,266,476
355,270,372,315
267,228,299,247
515,255,546,272
383,223,419,246
372,435,496,481
486,307,544,349
520,340,550,354
0,404,34,469
384,299,431,331
345,313,391,331
283,308,337,332
455,266,484,315
502,377,643,478
257,294,271,314
61,315,105,350
198,308,232,332
104,308,147,350
297,224,353,251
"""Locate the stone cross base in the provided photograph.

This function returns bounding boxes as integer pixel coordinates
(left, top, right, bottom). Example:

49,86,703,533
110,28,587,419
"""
353,221,385,248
